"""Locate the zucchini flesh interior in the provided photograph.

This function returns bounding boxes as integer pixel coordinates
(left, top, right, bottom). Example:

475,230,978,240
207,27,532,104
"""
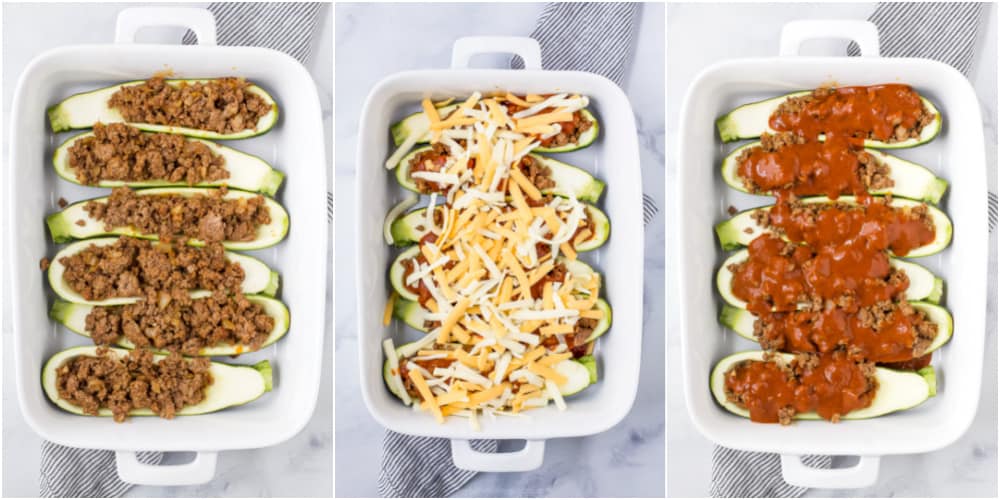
46,187,290,251
710,351,935,422
50,296,290,357
42,346,272,418
48,79,279,140
53,130,284,196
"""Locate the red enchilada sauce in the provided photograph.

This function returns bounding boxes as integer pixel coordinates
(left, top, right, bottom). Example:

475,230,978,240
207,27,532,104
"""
724,352,878,424
769,84,933,143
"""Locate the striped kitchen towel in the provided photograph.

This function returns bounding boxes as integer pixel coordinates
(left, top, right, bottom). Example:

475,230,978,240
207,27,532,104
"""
378,3,643,497
712,2,991,498
40,3,326,497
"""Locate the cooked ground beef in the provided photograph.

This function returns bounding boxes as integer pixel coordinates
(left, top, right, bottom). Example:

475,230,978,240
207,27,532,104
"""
751,196,935,244
84,186,270,243
58,197,68,208
39,257,50,271
86,291,274,355
108,77,271,134
58,237,246,301
68,123,228,185
55,347,212,422
518,155,556,191
539,110,594,148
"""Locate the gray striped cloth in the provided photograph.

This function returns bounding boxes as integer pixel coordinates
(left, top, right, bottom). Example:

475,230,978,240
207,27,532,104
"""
712,2,991,497
377,3,643,497
39,3,325,497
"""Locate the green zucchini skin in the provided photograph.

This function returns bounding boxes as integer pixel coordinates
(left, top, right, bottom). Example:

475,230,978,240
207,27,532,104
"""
394,146,605,203
46,187,289,251
53,130,284,196
41,346,273,418
720,142,948,204
714,196,953,258
388,203,611,250
718,302,953,357
49,295,290,357
48,79,279,140
715,91,942,149
390,106,599,153
716,249,944,308
710,350,936,422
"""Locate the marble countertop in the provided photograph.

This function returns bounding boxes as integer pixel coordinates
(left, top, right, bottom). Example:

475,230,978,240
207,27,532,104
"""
666,3,998,497
1,3,333,497
334,2,664,497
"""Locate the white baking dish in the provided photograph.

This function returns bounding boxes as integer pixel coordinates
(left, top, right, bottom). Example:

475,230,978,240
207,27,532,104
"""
678,20,987,489
355,37,643,472
7,8,327,485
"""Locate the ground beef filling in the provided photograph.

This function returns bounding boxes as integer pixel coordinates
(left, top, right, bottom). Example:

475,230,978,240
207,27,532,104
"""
58,237,245,301
407,143,556,195
753,302,938,363
84,186,270,243
55,347,212,422
736,132,892,199
67,123,228,185
769,85,935,143
724,351,878,424
500,98,594,148
86,291,274,355
108,77,271,135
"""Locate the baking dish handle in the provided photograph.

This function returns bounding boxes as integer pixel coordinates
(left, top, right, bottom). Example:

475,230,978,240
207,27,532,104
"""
451,36,542,70
450,439,545,471
115,7,218,46
779,20,880,57
780,454,880,489
115,451,217,485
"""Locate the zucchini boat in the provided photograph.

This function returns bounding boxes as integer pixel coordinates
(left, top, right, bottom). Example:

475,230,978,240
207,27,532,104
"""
710,350,936,422
49,296,290,356
42,346,272,418
391,104,599,154
721,142,948,204
389,247,603,303
388,204,610,250
48,238,279,306
382,341,598,404
719,302,954,356
715,90,942,148
391,296,612,346
395,146,605,202
715,196,953,258
47,79,279,140
53,131,284,196
46,187,290,251
716,249,944,308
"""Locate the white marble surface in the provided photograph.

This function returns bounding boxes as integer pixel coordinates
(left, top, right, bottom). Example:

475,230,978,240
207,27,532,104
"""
666,3,998,497
1,3,333,497
334,3,664,497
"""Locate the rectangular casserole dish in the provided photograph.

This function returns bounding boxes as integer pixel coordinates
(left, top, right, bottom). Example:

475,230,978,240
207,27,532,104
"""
678,20,987,489
6,7,327,485
355,37,643,472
